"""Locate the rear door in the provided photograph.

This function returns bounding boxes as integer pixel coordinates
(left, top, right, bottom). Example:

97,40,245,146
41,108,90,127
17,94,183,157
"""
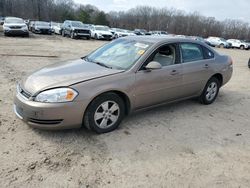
180,43,215,97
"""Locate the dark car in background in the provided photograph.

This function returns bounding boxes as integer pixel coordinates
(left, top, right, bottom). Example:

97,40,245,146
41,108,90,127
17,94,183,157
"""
61,20,91,39
3,17,29,37
31,21,52,34
134,29,147,35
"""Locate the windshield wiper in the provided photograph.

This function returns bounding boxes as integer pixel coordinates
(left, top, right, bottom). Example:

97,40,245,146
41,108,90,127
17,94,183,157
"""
83,57,112,69
94,61,113,69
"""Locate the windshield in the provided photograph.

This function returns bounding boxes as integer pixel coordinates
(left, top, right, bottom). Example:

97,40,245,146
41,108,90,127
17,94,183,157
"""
5,18,24,24
220,38,227,42
36,22,50,26
71,21,83,27
95,26,110,31
86,39,152,70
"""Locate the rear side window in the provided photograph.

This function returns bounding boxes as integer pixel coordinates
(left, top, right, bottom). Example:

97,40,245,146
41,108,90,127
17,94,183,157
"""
202,46,214,59
180,43,204,63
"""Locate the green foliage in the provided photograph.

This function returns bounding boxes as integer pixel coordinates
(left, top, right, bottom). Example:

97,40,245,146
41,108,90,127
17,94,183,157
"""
77,9,91,24
94,11,109,26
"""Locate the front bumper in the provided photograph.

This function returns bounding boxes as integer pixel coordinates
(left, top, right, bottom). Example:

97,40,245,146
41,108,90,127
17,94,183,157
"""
34,29,52,34
4,29,29,36
14,93,86,130
74,32,90,37
99,34,113,40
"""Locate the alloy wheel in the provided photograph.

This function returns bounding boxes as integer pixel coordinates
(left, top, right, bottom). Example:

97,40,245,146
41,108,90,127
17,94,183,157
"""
94,101,120,129
205,82,218,101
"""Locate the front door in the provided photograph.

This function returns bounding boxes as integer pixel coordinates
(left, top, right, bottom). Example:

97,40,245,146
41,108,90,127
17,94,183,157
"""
134,43,183,109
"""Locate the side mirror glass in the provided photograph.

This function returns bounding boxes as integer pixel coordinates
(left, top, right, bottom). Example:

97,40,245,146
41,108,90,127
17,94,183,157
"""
145,61,162,70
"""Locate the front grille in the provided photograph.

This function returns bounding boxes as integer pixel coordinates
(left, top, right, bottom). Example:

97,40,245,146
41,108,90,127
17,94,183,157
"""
10,26,22,29
28,118,63,125
40,29,49,33
76,29,89,34
102,35,112,38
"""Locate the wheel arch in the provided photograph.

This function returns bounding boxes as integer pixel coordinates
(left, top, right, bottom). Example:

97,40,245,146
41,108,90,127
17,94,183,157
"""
85,90,131,116
211,73,223,87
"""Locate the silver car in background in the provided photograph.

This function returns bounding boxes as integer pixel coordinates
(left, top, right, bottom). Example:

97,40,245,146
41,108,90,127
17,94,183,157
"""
3,17,29,37
14,37,233,133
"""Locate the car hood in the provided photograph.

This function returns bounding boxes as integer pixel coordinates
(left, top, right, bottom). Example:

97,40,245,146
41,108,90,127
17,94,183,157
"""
36,25,50,29
21,59,124,95
4,23,26,27
72,27,89,30
96,30,112,35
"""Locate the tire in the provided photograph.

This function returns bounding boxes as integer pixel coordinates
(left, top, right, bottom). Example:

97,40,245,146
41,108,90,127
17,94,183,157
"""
62,30,65,37
86,36,90,40
199,77,220,105
84,93,125,134
70,31,75,39
240,45,245,50
219,44,224,48
94,34,98,40
248,58,250,68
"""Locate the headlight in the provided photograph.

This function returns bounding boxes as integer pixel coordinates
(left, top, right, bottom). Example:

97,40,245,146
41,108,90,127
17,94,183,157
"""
3,25,10,30
35,88,78,103
22,25,28,30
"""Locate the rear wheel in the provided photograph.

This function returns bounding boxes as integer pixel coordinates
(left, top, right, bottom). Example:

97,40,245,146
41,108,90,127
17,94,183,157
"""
62,30,65,37
84,93,125,133
199,77,220,105
240,45,245,50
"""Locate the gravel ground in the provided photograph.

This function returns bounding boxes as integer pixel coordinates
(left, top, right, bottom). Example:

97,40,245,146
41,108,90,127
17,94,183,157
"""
0,32,250,188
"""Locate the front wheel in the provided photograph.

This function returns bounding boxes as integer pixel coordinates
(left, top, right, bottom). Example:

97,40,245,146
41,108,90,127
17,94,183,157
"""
94,34,98,40
70,31,75,39
62,30,65,37
199,77,220,105
219,44,224,48
84,93,125,133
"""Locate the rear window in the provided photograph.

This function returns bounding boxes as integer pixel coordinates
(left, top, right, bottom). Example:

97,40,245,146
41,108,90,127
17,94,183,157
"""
180,43,204,63
202,46,214,59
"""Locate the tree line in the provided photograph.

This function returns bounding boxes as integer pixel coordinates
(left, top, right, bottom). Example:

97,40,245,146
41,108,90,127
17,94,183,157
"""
0,0,250,40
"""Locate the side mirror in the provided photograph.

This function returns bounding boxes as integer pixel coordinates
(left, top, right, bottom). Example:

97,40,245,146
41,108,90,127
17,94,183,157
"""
145,61,162,71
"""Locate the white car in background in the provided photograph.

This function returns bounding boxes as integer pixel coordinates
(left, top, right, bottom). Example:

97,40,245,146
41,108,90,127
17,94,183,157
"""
91,25,113,40
206,37,232,48
53,23,62,35
125,30,136,36
227,39,249,50
151,31,168,36
111,28,129,38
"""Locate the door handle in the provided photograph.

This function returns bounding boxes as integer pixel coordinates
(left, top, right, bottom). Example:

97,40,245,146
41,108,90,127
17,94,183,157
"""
170,69,178,75
204,64,209,68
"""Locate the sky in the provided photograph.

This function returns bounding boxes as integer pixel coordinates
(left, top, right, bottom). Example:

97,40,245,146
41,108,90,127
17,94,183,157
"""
74,0,250,22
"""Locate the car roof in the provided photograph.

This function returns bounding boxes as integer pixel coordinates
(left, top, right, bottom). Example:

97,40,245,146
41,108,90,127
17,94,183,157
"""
124,36,203,44
5,17,23,20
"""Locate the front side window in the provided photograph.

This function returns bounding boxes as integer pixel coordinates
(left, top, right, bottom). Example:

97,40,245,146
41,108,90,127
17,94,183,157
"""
152,44,177,67
180,43,204,63
87,39,152,70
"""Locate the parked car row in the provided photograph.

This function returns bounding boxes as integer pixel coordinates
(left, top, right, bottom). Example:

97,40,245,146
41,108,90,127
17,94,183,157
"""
1,16,249,50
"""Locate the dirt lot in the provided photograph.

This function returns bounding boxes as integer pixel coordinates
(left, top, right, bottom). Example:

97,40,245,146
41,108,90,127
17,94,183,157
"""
0,32,250,188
